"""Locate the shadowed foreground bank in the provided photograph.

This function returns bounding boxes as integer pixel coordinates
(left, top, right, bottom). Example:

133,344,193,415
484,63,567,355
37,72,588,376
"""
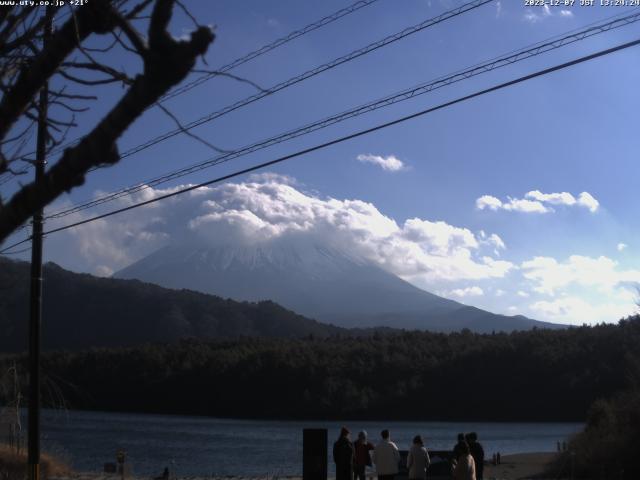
40,453,558,480
0,444,70,480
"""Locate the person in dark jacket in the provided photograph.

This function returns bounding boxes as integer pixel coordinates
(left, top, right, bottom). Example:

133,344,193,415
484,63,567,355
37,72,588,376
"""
353,430,374,480
465,432,485,480
333,426,355,480
452,433,466,463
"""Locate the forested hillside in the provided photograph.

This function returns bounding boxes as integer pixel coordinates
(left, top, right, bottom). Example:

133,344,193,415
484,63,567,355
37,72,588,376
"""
2,317,638,421
0,257,343,352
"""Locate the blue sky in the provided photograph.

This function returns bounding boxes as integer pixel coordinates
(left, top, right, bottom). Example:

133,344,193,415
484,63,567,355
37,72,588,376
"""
3,0,640,325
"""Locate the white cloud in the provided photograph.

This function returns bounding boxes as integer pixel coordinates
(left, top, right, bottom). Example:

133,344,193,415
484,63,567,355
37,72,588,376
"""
476,195,503,211
477,190,599,214
530,297,635,325
524,5,573,23
517,290,530,298
479,230,506,256
503,198,549,213
525,190,577,206
489,234,505,249
449,286,484,298
43,174,511,285
476,194,549,213
524,10,540,23
577,192,599,212
525,190,599,212
357,154,406,172
495,1,502,18
617,243,628,252
495,289,506,297
521,255,640,296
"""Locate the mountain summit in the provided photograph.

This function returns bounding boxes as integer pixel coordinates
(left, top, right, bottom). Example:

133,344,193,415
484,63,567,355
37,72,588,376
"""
115,242,559,332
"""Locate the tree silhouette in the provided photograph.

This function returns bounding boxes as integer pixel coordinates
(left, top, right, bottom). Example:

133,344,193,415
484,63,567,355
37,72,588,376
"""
0,0,215,243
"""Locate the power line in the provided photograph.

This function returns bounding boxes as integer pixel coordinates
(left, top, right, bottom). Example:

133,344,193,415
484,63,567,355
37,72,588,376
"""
108,0,494,160
0,245,32,255
42,10,640,222
160,0,381,102
29,0,497,220
1,0,382,179
3,35,638,254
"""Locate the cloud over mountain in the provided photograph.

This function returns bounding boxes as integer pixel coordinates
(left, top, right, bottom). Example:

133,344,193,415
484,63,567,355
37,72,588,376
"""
45,174,511,286
35,176,636,326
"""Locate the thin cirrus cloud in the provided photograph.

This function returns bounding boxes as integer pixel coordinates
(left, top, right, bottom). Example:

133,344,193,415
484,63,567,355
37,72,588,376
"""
523,4,573,23
523,4,551,23
476,190,599,214
356,153,406,172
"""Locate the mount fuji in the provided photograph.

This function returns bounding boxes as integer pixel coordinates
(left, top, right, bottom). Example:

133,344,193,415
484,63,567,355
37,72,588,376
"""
114,242,560,332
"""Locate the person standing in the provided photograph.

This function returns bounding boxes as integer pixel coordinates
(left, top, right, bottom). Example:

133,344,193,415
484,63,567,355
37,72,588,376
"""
452,433,466,461
452,441,476,480
354,430,374,480
406,435,430,480
466,432,485,480
333,426,355,480
372,429,400,480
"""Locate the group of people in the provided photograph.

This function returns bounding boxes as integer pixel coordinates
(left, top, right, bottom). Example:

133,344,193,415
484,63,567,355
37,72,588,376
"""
452,432,485,480
333,428,485,480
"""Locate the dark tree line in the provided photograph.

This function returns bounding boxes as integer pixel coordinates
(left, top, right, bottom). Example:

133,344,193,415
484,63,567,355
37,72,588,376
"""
2,317,639,422
552,387,640,479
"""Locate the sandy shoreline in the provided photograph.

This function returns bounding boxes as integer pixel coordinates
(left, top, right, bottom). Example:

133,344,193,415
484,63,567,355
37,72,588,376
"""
484,452,557,479
50,452,559,480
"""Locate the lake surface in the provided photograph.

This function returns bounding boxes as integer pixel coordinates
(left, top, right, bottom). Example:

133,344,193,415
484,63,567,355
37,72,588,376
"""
32,409,582,477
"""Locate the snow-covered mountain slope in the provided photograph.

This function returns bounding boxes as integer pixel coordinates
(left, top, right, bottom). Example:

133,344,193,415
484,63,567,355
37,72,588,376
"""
115,243,561,332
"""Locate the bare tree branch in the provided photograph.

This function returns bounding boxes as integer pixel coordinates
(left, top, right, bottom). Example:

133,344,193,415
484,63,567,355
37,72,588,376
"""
49,90,98,101
176,0,199,29
61,61,134,85
191,68,267,93
0,0,118,144
155,101,229,154
125,0,155,20
0,0,215,242
49,100,90,113
58,69,130,86
112,12,147,55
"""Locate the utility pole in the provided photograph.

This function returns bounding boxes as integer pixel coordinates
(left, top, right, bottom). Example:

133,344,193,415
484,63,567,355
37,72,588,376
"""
28,7,52,480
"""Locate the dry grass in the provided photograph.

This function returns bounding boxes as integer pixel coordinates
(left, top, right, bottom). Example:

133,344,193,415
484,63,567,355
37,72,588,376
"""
0,444,71,480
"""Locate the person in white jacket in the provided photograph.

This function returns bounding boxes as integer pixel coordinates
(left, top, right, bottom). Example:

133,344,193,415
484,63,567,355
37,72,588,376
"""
407,435,430,480
372,429,400,480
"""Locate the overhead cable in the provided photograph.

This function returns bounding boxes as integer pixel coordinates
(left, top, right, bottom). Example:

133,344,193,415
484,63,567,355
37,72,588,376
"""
3,35,638,253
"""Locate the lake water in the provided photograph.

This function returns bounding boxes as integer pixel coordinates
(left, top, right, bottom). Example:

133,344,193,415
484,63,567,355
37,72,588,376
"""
32,409,582,477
